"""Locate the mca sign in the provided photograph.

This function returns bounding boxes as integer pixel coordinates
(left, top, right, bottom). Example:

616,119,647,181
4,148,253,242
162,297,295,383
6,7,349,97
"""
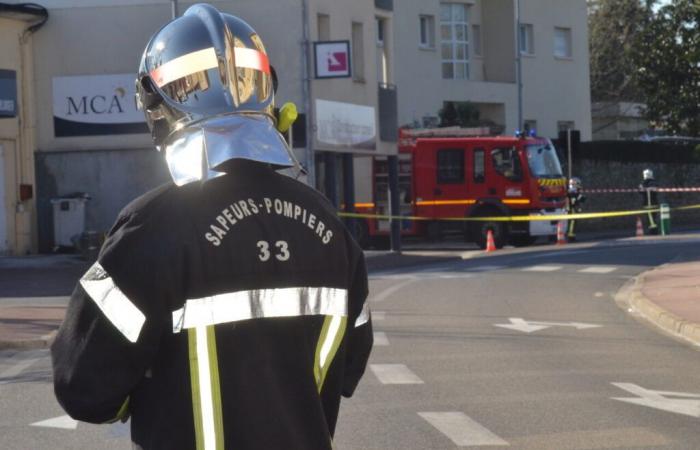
314,41,351,79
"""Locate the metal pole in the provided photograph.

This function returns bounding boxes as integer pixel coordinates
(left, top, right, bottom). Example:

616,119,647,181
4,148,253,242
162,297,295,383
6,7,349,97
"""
171,0,178,19
567,128,572,180
514,0,523,131
388,155,401,252
342,153,356,238
301,0,316,188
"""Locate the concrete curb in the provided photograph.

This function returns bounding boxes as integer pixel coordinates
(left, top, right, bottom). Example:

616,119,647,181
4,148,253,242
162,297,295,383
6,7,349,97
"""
0,330,57,351
621,271,700,349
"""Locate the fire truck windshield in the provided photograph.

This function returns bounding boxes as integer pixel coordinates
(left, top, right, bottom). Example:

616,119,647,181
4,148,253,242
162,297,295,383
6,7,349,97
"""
526,142,563,178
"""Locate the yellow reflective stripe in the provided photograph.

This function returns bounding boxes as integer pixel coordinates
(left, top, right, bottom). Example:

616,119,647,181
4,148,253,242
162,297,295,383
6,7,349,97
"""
314,315,347,392
415,199,476,206
188,329,205,450
207,326,224,450
188,326,224,450
355,202,375,208
502,199,531,205
105,397,130,424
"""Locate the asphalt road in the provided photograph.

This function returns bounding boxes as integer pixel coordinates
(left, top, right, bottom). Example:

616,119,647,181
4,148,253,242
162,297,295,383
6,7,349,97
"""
2,239,699,449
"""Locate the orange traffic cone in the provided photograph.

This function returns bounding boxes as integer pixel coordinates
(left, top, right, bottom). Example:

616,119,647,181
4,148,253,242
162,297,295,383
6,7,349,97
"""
556,221,567,245
636,216,644,237
485,229,497,252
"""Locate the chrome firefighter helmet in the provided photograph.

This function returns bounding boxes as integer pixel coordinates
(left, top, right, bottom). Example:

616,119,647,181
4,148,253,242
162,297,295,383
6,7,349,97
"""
643,168,654,180
135,3,299,185
568,177,582,191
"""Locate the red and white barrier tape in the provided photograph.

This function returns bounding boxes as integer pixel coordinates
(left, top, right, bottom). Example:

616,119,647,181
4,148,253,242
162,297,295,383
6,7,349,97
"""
582,187,700,194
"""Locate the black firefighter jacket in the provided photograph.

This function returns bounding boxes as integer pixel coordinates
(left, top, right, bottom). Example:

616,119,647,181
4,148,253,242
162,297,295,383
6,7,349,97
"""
51,160,373,450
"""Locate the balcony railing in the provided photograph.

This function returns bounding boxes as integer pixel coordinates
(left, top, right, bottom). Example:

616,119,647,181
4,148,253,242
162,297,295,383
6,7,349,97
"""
375,0,393,12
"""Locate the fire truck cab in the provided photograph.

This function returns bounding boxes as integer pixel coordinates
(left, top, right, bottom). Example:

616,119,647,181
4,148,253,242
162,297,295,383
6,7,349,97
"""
358,127,567,249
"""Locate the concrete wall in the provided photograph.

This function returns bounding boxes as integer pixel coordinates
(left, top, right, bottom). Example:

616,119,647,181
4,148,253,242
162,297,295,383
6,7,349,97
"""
35,148,171,252
574,159,700,233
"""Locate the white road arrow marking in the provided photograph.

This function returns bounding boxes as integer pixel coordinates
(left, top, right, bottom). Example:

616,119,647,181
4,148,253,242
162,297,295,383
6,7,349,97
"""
31,415,79,429
611,383,700,418
494,317,602,333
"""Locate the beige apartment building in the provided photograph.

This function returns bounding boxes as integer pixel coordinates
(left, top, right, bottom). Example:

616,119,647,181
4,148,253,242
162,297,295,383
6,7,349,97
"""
393,0,592,139
0,0,590,254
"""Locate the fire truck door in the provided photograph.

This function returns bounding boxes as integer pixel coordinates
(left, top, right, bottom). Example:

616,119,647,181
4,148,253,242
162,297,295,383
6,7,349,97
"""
487,145,524,199
432,146,469,219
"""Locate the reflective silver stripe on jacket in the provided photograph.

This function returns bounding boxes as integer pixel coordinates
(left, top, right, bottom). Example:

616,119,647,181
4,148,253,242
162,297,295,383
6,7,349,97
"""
80,262,146,343
172,287,348,333
354,302,371,328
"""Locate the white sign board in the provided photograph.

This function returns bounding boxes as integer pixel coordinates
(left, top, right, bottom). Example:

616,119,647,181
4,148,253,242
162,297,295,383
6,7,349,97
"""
315,99,376,150
52,74,147,137
314,41,351,79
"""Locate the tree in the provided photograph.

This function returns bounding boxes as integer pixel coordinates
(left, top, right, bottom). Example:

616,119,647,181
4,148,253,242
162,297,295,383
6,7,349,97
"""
588,0,654,102
633,0,700,136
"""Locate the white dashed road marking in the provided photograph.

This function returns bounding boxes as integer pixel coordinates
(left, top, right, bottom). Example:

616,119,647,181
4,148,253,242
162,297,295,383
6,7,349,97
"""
522,265,562,272
418,412,509,447
578,266,618,274
370,364,424,384
373,331,389,346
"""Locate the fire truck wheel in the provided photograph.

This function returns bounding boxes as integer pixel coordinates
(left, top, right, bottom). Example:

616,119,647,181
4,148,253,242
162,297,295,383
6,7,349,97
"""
473,221,506,249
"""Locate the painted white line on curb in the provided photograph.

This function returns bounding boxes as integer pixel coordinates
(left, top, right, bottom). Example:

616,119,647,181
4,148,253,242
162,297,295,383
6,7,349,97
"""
373,332,389,346
579,266,618,274
370,364,423,384
418,412,509,447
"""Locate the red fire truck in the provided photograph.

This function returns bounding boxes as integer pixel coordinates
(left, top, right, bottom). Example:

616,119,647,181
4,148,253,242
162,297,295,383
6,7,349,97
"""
355,127,568,249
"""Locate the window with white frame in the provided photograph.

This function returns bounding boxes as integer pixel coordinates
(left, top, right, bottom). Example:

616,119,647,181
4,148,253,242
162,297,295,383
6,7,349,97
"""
554,27,572,58
419,15,435,48
440,3,469,80
519,23,534,55
472,24,482,56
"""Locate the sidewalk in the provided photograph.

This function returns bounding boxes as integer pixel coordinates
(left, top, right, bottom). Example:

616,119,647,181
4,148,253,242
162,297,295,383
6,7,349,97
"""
1,237,699,350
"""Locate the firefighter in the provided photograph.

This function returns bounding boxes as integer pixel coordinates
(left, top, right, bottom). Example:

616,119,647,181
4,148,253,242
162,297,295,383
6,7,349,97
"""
566,177,585,241
51,5,373,450
639,168,659,235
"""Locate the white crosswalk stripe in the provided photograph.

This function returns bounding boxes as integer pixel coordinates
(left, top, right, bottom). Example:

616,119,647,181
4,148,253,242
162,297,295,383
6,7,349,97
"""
522,265,562,272
418,412,509,447
578,266,618,274
370,364,424,384
373,331,389,346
